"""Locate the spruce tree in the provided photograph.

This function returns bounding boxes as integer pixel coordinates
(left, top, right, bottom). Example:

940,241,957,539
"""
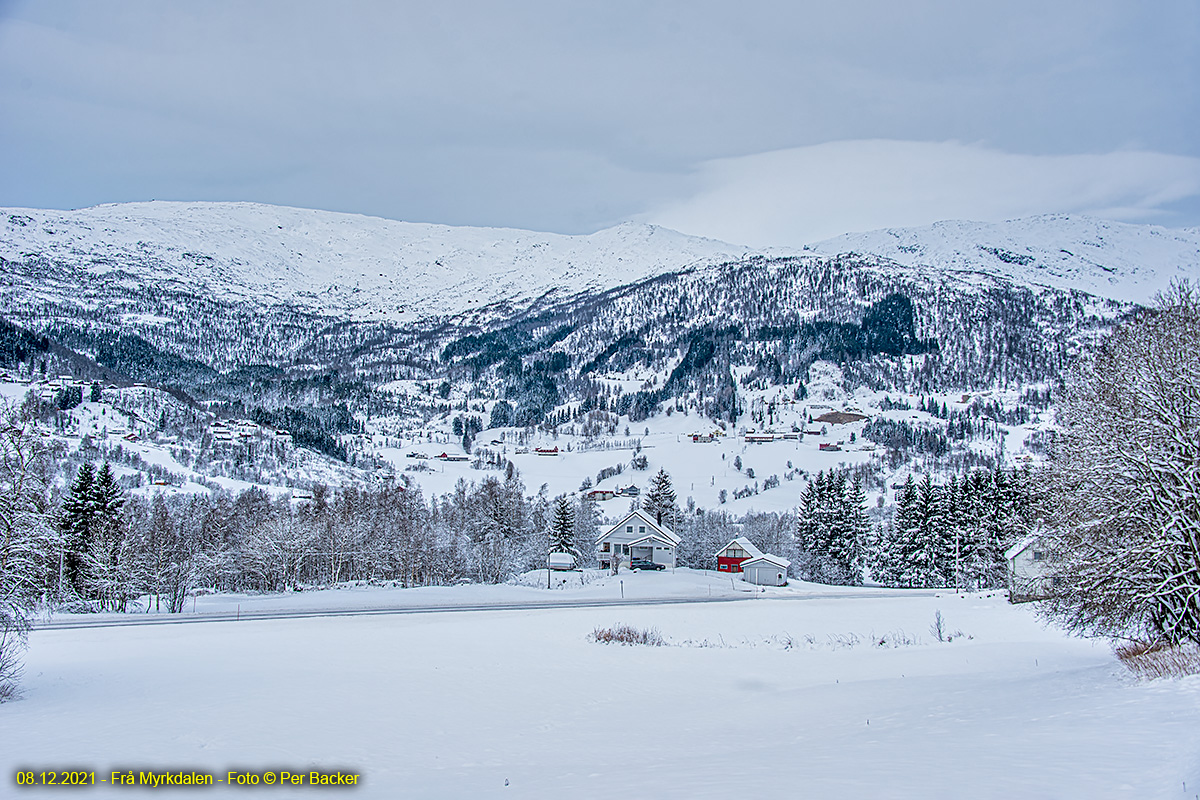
642,468,677,528
887,475,921,587
548,495,577,558
913,474,948,587
795,473,824,580
60,462,96,598
840,475,869,586
796,470,862,585
86,465,131,611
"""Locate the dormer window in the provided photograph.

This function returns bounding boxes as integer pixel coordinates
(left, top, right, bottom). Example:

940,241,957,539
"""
627,525,633,533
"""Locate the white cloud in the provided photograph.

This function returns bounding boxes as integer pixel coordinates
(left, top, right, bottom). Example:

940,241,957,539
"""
646,141,1200,247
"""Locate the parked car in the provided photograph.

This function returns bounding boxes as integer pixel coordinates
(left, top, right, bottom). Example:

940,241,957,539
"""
629,558,665,571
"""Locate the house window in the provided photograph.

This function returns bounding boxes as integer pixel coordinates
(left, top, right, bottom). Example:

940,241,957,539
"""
601,543,610,552
639,526,645,533
627,526,633,533
1032,551,1044,561
622,544,629,554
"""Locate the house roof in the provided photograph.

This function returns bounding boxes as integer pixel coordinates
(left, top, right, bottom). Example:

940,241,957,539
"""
1004,535,1040,562
741,554,791,569
597,508,679,545
714,536,763,560
626,533,677,549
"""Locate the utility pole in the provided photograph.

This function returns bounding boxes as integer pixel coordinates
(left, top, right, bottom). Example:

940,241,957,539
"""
955,527,961,594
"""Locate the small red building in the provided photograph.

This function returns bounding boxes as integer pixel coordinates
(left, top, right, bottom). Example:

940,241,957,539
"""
714,537,763,573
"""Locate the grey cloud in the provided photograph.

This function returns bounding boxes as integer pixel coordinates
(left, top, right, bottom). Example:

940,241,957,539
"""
0,0,1196,236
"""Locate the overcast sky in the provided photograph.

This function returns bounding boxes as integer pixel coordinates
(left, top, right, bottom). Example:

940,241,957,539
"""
1,1,1197,246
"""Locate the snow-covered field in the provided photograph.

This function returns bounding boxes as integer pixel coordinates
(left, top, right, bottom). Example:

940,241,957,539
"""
5,576,1198,798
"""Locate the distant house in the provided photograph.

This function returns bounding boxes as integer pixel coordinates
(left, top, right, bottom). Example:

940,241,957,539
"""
1006,535,1053,602
715,537,763,573
691,433,714,443
740,555,790,586
597,509,679,570
744,432,775,443
234,420,260,436
819,443,841,452
535,446,559,456
586,489,616,501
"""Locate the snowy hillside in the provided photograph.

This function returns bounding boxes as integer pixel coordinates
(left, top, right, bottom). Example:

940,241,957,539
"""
813,214,1200,305
0,202,748,322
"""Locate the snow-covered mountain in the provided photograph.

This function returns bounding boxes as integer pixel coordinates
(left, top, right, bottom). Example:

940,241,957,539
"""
812,215,1200,305
1,202,749,323
1,200,1190,511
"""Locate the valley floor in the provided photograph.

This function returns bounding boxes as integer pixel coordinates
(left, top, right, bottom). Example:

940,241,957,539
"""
4,578,1198,799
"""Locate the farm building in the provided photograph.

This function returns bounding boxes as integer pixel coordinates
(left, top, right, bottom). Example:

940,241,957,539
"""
1006,536,1053,601
715,537,762,573
740,555,790,586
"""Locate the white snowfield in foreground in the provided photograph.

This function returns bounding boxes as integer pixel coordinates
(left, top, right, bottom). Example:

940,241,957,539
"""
5,576,1199,799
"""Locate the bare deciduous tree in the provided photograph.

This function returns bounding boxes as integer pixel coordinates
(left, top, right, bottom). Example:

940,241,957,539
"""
0,403,57,700
1042,283,1200,645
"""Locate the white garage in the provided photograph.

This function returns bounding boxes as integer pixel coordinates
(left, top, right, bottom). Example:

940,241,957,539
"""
740,554,790,586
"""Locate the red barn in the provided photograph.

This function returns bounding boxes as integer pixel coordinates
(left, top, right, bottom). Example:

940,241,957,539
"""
714,537,763,573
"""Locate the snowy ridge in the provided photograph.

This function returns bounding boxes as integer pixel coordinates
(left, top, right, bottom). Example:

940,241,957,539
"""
0,202,748,322
811,214,1200,305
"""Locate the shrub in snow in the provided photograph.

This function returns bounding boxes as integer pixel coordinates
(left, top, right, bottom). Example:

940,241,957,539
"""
589,624,664,646
1114,640,1200,680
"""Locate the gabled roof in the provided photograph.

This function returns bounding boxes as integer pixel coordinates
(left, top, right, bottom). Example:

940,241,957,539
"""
597,508,679,545
1004,535,1040,562
741,554,791,569
626,533,677,549
714,536,763,560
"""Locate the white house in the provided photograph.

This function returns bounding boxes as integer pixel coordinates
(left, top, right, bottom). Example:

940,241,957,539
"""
740,554,791,586
1005,535,1052,601
596,509,679,569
